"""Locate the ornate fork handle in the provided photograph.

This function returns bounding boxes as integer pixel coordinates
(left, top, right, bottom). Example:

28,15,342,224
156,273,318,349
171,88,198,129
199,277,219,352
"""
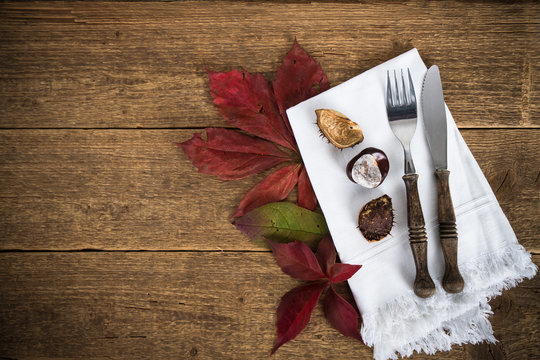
403,173,436,298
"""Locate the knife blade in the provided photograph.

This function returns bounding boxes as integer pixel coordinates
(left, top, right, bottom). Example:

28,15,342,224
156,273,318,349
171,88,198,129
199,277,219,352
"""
421,65,464,294
422,65,447,170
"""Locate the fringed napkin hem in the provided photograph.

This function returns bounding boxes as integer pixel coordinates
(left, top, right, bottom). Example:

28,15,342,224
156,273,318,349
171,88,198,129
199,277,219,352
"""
361,241,537,360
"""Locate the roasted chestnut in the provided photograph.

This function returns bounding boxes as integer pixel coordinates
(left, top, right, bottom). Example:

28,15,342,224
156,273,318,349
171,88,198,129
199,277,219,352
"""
346,147,389,188
358,194,394,242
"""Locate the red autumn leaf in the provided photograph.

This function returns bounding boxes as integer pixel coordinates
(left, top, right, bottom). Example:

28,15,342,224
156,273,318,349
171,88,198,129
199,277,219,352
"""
178,128,291,180
297,166,318,210
265,239,326,281
329,263,362,284
179,41,331,217
232,164,301,218
273,40,330,135
271,281,328,354
323,285,363,342
315,235,337,276
208,69,297,151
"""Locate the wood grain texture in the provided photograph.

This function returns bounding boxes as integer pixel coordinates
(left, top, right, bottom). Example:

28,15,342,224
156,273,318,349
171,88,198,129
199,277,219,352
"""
0,1,538,129
0,252,538,360
0,2,538,359
0,129,538,252
464,130,540,253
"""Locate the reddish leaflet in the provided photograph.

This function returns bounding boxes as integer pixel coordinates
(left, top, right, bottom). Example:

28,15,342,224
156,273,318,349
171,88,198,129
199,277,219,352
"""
178,128,289,180
232,164,302,218
179,40,327,217
297,167,318,211
266,236,363,354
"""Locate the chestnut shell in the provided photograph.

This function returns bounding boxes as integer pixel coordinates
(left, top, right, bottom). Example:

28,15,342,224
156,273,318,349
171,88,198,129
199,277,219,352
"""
315,109,364,149
358,194,394,242
346,147,389,188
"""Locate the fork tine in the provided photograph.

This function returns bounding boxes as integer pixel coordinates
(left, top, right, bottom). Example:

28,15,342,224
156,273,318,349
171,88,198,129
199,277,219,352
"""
401,69,409,105
386,70,393,108
393,70,401,105
407,68,416,105
386,68,417,119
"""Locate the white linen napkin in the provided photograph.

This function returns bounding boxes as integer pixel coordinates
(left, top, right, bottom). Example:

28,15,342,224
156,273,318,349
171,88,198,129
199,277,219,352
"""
286,49,537,360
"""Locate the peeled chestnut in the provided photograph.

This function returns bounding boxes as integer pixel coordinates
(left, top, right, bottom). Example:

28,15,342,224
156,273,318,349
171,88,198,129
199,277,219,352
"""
346,147,389,188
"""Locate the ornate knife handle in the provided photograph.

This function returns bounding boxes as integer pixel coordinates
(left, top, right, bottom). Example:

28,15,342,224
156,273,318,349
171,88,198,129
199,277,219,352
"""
403,174,436,298
435,169,465,293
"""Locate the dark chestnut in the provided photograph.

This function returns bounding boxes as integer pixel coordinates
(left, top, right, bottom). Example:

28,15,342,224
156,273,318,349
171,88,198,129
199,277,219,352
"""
346,147,389,188
358,194,394,242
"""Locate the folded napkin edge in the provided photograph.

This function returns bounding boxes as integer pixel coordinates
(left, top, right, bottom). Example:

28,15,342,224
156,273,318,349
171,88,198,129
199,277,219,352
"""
359,241,537,360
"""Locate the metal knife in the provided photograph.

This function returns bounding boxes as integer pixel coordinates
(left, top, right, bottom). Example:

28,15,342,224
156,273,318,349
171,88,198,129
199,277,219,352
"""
421,65,464,293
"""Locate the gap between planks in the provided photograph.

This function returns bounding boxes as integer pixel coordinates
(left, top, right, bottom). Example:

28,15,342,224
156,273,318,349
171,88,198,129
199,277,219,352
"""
0,249,537,255
0,249,270,253
0,126,538,130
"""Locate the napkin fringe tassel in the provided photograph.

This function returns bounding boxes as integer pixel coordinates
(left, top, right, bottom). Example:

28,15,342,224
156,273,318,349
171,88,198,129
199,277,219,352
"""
362,242,537,360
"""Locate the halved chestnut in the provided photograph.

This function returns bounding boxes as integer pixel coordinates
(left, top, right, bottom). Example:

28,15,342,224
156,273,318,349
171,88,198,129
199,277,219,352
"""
346,147,389,188
358,194,394,242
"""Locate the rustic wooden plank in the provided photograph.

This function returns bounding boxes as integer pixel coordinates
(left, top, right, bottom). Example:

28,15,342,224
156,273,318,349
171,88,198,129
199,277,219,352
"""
464,130,540,254
0,252,537,359
0,129,253,251
0,1,538,129
0,129,538,252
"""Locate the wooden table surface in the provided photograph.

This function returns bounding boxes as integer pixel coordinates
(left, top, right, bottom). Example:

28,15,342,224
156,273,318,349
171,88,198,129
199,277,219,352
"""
0,1,538,359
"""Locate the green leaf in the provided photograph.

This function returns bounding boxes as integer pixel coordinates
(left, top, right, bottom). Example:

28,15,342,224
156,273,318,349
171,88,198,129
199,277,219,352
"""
234,202,329,248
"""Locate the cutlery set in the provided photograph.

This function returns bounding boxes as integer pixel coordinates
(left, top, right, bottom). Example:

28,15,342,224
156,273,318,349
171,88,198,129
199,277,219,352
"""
385,66,464,298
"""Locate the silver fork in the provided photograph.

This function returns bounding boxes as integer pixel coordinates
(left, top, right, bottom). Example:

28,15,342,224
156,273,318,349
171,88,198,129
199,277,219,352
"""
386,69,435,298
